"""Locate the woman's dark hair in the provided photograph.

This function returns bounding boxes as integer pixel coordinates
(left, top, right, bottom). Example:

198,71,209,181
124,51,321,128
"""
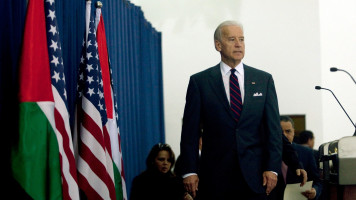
145,143,176,171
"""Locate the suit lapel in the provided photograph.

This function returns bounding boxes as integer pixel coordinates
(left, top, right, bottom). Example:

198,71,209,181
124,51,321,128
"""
208,64,236,120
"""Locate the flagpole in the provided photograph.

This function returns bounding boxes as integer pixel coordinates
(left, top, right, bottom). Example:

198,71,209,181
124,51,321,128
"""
85,0,91,44
95,1,102,30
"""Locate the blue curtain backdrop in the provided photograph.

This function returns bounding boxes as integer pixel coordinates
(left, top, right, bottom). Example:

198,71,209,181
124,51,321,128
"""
0,0,165,197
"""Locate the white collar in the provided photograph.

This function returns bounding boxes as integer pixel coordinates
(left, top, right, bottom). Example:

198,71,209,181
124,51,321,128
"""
221,61,244,76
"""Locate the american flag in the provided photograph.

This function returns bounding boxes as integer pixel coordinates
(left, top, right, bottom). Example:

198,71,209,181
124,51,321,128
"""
74,3,117,198
44,0,80,199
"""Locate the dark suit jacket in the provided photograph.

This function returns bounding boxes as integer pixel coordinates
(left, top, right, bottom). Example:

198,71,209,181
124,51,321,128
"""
180,63,282,197
268,135,303,200
313,149,320,169
282,134,302,170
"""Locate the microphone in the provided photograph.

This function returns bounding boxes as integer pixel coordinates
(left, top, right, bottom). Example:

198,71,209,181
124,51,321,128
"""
330,67,356,85
315,86,356,136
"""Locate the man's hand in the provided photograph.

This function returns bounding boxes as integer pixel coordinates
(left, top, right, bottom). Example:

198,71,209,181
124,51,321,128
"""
183,175,199,198
302,187,316,199
263,171,278,195
296,169,307,186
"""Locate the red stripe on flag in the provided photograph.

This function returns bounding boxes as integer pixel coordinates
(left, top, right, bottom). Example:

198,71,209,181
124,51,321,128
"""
96,14,113,119
78,139,116,199
103,126,113,158
82,112,106,150
118,136,126,179
79,112,116,200
58,154,70,200
77,173,103,200
54,108,79,183
78,141,110,183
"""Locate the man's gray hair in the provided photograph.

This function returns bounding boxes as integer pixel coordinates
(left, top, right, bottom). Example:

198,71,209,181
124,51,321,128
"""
214,20,243,42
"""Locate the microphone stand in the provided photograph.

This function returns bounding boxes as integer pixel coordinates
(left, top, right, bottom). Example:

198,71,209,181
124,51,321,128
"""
315,86,356,136
330,67,356,85
329,68,356,135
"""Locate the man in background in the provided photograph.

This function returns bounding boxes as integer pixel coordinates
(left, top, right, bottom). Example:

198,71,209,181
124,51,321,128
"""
280,116,322,200
299,130,320,168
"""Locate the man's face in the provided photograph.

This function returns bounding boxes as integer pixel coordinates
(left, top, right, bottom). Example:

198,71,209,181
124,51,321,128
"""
215,25,245,67
280,121,295,143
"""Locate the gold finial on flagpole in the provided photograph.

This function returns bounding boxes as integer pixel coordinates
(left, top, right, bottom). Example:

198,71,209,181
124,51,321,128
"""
96,1,103,8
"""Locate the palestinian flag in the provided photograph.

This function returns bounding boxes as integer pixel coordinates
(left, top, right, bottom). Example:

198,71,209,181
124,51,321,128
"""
11,0,79,199
95,5,127,200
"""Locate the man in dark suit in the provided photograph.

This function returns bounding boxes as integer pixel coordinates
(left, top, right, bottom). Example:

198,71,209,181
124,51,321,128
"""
299,130,320,168
179,20,282,200
280,116,322,200
268,133,308,200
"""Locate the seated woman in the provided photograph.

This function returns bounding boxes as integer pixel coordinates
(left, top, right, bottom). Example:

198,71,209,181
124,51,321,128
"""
130,143,192,200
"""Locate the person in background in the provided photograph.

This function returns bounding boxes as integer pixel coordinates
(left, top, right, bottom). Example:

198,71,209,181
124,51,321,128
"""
180,20,282,200
299,130,320,168
269,133,308,200
280,116,322,200
130,143,192,200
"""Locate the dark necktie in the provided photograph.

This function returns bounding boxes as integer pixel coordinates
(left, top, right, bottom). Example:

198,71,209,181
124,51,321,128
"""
230,69,243,122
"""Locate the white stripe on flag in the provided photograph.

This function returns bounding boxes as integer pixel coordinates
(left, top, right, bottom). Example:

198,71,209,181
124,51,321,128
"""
103,125,115,183
82,96,103,132
80,125,107,167
39,93,80,200
77,156,111,199
110,88,128,200
52,86,76,154
107,118,119,165
95,6,101,30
